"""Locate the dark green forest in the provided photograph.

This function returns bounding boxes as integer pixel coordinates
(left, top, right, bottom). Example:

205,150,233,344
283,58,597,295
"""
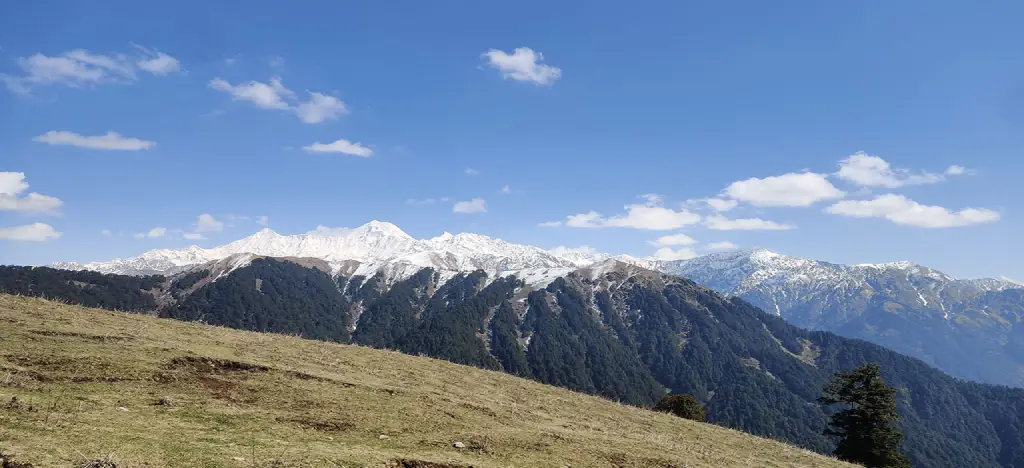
0,266,162,311
164,259,351,342
4,260,1024,467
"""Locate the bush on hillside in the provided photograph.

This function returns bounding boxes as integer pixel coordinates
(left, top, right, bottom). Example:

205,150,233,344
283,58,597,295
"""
653,394,706,422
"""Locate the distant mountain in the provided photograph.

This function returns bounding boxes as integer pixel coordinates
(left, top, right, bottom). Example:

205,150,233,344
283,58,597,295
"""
653,249,1024,387
53,221,590,282
5,258,1024,467
49,222,1024,386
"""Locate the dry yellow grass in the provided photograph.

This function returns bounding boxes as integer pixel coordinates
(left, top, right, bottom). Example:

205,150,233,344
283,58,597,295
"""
0,294,855,467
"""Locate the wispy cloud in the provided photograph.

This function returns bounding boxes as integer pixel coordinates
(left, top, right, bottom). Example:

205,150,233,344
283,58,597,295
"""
453,198,487,214
209,76,348,124
541,195,700,230
836,152,958,188
704,215,794,231
133,227,167,239
303,139,372,157
2,46,181,95
33,131,155,151
825,194,999,228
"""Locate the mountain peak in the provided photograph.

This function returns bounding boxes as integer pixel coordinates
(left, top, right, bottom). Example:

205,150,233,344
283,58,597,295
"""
354,220,412,239
252,227,281,238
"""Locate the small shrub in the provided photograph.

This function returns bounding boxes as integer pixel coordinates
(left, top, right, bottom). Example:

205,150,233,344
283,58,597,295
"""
653,394,706,422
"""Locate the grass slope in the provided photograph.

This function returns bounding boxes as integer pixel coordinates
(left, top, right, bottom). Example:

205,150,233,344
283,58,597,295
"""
0,295,853,468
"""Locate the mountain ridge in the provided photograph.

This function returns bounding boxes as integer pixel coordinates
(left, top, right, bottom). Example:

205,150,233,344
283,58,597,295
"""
47,221,1024,387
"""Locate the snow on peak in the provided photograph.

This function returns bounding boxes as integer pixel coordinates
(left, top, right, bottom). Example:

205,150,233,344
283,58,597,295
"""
351,220,412,239
54,221,587,277
856,260,915,270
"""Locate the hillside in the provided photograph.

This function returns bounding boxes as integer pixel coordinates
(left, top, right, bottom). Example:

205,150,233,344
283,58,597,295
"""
0,294,851,468
6,259,1024,467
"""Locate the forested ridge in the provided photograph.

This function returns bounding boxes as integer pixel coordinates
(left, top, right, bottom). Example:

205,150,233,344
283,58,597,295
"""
0,265,163,311
4,259,1024,467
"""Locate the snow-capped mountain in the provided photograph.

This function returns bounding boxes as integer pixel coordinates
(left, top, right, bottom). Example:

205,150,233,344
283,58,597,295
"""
41,228,1024,387
652,248,1019,325
52,221,609,283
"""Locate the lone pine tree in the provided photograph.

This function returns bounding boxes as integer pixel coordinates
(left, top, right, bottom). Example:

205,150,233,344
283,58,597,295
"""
819,363,910,468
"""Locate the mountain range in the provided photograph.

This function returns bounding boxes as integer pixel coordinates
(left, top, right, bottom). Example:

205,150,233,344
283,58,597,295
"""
5,253,1024,467
51,221,1024,387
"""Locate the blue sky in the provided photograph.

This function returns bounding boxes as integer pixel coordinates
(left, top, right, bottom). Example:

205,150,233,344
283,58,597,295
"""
1,1,1022,280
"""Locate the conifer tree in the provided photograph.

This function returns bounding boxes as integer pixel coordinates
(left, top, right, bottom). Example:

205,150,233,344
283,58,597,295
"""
819,364,910,468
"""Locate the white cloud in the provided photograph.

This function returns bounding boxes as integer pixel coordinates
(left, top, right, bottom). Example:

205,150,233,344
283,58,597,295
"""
210,77,348,124
0,173,29,195
33,130,155,151
724,172,844,207
256,216,269,226
544,196,702,230
705,198,738,212
708,241,739,250
132,44,181,76
0,223,61,242
268,55,285,69
135,227,167,239
946,165,972,176
705,215,795,231
453,198,487,214
464,168,480,176
310,225,351,236
825,194,999,228
482,47,562,86
195,214,224,233
303,139,373,157
295,92,349,123
0,172,62,214
101,229,112,237
210,77,293,109
836,152,947,188
652,247,698,261
501,185,512,194
650,233,698,247
2,46,179,95
182,232,205,240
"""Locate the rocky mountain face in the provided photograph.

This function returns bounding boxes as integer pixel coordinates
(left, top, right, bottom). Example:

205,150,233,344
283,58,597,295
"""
654,249,1024,387
4,258,1024,467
